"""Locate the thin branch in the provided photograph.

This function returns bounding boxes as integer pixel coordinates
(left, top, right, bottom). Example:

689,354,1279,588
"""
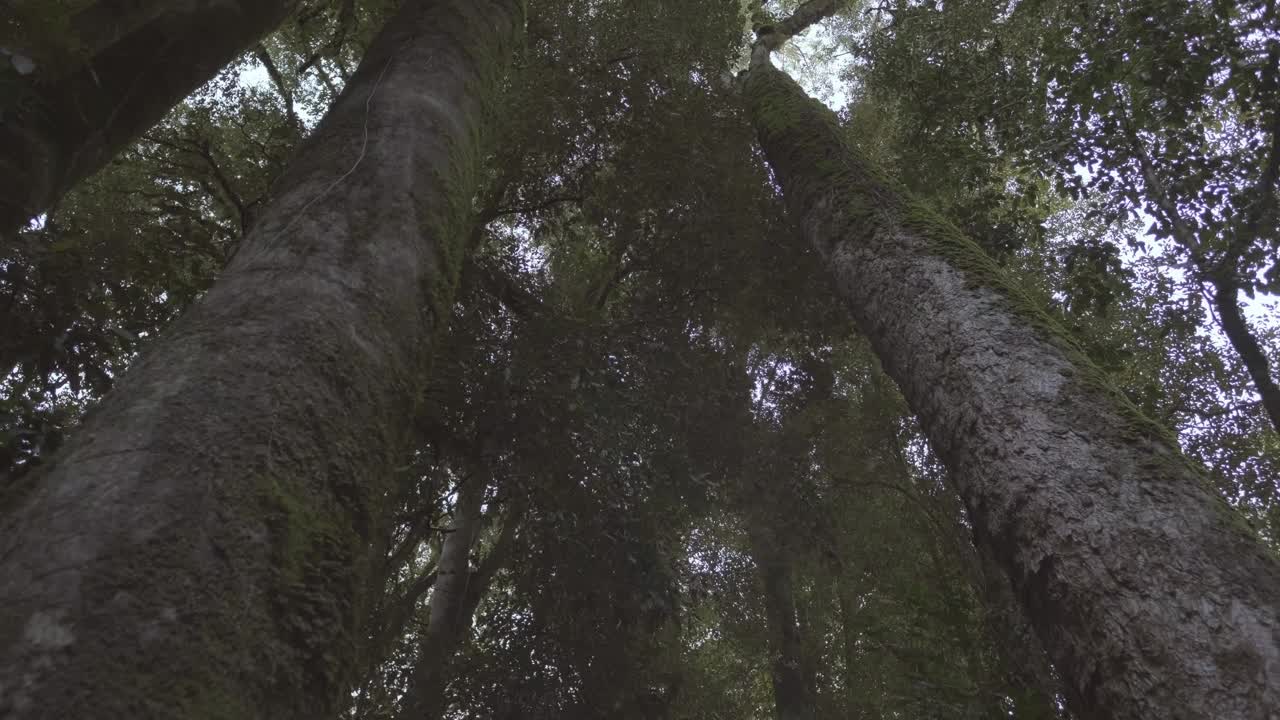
369,567,438,657
477,263,541,316
482,194,584,222
1121,121,1206,265
311,60,341,97
193,141,249,234
775,0,846,40
386,509,442,578
464,499,526,611
1123,116,1280,434
253,43,299,129
1212,277,1280,434
296,0,355,75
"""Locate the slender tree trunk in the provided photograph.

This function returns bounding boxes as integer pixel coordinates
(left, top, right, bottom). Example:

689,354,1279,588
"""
749,528,817,720
1212,277,1280,434
404,498,521,720
742,53,1280,720
0,1,523,718
0,0,299,234
399,472,487,719
836,576,861,719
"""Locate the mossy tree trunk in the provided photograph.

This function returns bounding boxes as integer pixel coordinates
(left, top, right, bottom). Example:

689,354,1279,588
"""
742,54,1280,720
0,0,299,234
0,1,523,717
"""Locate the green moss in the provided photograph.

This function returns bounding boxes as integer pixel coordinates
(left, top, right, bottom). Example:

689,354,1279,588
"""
7,466,379,720
132,659,257,720
261,475,350,581
257,471,362,711
428,118,485,323
901,199,1186,450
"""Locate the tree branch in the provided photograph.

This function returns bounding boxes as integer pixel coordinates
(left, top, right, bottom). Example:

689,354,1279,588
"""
1122,119,1280,434
748,0,847,70
482,193,583,221
1212,278,1280,434
1121,122,1205,264
775,0,845,38
296,0,356,75
368,566,438,660
205,145,248,216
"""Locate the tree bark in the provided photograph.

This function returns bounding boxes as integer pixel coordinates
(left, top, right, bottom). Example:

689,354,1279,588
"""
398,472,487,720
774,0,844,38
0,1,523,718
743,56,1280,720
0,0,299,234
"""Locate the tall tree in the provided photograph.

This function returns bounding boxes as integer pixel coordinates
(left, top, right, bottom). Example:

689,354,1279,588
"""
0,0,305,234
0,1,523,717
741,14,1280,720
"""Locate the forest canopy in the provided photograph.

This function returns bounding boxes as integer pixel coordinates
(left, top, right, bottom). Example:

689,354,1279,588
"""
1,1,1278,719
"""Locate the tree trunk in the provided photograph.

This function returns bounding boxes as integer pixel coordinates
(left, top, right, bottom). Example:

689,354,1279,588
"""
399,472,487,720
1212,276,1280,435
0,0,299,234
0,1,523,718
836,576,864,720
743,56,1280,720
749,527,817,720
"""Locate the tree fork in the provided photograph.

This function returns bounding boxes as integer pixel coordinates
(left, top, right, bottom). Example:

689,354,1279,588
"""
0,0,523,717
742,52,1280,720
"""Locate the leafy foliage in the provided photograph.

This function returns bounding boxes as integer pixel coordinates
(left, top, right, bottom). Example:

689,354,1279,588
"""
3,0,1275,718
